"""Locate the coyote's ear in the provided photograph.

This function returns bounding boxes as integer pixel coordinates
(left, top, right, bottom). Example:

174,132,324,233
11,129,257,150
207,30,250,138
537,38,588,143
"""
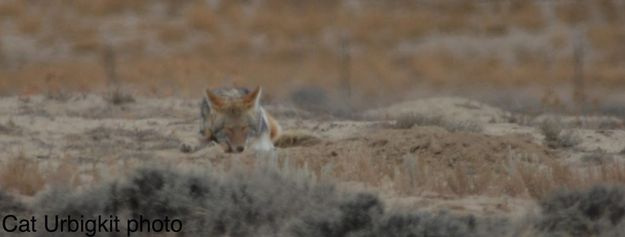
205,89,224,109
243,86,262,109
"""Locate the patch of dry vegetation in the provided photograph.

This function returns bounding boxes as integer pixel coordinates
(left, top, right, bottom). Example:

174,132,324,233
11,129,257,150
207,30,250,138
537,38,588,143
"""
391,148,625,200
0,153,104,197
393,113,483,133
537,185,625,236
274,130,322,148
0,102,621,204
0,153,45,196
269,127,625,200
104,87,135,105
0,0,624,99
0,119,22,135
582,149,613,165
25,164,507,236
540,119,581,149
1,161,625,236
263,128,556,199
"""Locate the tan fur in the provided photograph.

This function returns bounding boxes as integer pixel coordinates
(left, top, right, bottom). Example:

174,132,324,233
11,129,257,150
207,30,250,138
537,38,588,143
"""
265,112,281,142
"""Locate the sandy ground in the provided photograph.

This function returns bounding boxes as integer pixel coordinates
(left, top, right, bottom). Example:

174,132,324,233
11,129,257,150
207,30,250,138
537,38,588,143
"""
1,94,624,217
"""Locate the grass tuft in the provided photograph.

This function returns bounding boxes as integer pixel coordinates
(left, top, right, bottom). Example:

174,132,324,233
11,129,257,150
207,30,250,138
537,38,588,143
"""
105,88,135,105
540,119,581,149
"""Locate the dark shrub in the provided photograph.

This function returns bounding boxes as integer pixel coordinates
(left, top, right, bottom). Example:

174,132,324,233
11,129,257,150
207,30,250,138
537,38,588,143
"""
537,185,625,236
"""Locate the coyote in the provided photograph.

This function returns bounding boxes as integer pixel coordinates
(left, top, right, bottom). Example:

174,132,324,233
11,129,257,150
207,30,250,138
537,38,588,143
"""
199,86,281,153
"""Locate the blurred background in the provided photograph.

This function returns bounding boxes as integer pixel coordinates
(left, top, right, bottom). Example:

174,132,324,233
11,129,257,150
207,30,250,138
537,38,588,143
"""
0,0,624,114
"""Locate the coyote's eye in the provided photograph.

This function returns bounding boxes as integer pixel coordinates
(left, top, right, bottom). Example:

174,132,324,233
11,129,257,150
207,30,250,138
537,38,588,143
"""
212,129,227,142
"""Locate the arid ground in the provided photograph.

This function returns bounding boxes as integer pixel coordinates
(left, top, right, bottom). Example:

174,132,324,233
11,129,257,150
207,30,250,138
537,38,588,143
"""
2,0,625,236
1,92,625,235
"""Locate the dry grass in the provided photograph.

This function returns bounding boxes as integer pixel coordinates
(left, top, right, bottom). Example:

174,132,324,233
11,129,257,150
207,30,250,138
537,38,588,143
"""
508,1,546,32
0,153,102,196
2,143,625,202
393,113,483,133
540,119,581,149
3,155,625,236
274,131,322,148
383,151,625,201
555,1,591,25
105,87,135,105
0,119,22,135
0,1,24,18
67,0,148,16
187,4,216,32
0,0,624,98
158,24,188,44
72,35,102,53
0,154,45,196
16,13,42,35
581,149,613,165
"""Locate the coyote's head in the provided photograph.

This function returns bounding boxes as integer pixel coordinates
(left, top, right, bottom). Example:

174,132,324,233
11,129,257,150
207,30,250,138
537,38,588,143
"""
200,86,267,153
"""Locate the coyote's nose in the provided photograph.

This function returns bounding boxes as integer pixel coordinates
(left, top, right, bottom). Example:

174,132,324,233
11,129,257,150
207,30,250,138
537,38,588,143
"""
235,146,245,152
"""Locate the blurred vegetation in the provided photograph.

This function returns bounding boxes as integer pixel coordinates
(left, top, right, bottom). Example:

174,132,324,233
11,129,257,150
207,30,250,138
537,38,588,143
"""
0,0,624,101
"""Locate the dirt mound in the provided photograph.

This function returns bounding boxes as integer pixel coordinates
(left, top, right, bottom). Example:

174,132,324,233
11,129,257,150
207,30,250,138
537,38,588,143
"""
365,97,509,124
276,127,557,194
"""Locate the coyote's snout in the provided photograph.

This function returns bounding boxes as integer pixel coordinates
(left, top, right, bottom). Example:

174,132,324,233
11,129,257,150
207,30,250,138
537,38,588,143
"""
200,86,281,153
